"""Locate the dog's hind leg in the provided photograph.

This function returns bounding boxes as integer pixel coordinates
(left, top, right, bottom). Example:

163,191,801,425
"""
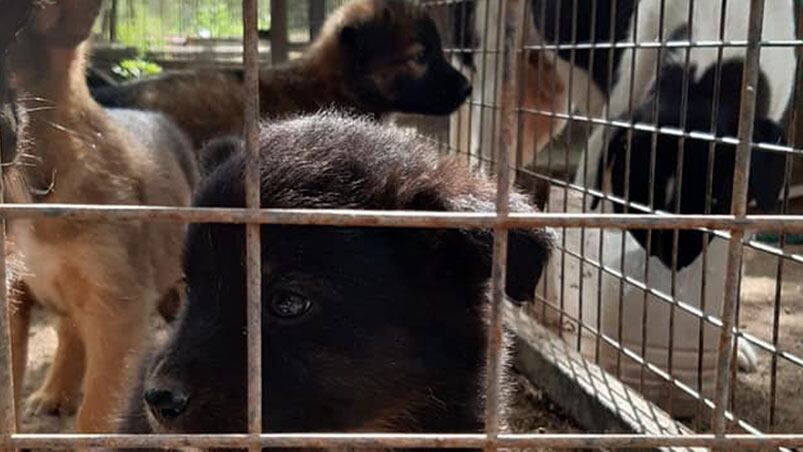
73,289,148,433
26,317,85,417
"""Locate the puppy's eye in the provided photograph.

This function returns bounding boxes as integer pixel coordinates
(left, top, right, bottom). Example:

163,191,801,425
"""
270,290,312,319
409,49,427,64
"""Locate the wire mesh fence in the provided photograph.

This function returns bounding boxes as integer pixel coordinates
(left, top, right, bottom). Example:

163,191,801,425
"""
0,0,802,450
416,0,803,443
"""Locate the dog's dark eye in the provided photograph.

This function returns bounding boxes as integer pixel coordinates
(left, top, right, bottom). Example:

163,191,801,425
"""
270,290,312,318
409,49,427,64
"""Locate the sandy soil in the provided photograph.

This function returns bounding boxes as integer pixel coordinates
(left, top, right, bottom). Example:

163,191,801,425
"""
730,243,803,434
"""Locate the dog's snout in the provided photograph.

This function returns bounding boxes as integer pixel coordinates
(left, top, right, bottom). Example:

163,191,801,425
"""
144,387,189,422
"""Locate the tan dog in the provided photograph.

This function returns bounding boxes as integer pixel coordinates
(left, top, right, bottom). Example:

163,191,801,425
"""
92,0,472,148
5,0,195,433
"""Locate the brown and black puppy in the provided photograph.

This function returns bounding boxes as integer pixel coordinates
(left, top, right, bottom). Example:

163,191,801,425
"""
5,0,196,433
118,112,552,450
91,0,472,148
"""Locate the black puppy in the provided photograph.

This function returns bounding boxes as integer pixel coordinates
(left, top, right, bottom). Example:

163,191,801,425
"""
119,112,552,449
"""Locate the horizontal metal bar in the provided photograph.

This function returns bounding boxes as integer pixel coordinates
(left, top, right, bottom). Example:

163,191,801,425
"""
3,433,803,449
4,204,803,231
522,39,803,51
520,107,803,156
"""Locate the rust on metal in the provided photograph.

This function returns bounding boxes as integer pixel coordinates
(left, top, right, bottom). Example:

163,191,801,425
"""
1,433,802,449
484,0,526,442
243,0,263,449
712,0,765,437
2,204,803,230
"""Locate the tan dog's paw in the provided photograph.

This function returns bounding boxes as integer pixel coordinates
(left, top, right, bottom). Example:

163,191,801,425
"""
25,388,79,417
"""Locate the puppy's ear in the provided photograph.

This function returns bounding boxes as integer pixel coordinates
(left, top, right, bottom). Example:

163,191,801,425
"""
434,227,551,303
749,118,786,212
33,0,103,46
0,0,34,49
418,189,553,303
339,23,366,53
200,136,244,178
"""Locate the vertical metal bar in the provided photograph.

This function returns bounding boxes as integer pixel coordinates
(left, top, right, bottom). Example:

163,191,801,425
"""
110,0,119,42
639,0,666,396
243,0,263,448
769,6,803,429
0,27,15,447
617,0,640,379
712,0,765,437
667,0,695,415
484,0,525,444
697,0,729,428
309,0,325,41
595,0,618,365
270,0,288,64
577,0,597,356
0,168,12,447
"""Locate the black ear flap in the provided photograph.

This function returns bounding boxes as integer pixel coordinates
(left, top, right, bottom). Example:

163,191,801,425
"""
200,136,245,178
749,118,786,212
445,227,552,303
505,228,553,302
339,23,366,53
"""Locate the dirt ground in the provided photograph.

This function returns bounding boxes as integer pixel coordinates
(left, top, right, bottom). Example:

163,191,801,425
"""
731,243,803,434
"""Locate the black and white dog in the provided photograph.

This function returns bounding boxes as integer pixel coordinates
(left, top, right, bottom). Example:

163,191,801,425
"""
454,0,796,267
451,0,797,388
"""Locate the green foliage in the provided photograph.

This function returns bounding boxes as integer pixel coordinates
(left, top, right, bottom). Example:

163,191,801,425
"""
100,0,348,52
111,58,163,80
108,0,272,49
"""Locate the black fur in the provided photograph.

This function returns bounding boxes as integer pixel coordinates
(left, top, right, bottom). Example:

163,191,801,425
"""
119,112,552,449
338,0,472,116
0,0,33,165
604,60,786,269
531,0,636,95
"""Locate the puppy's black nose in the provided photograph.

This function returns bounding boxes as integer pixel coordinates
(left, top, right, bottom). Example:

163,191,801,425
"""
144,388,188,421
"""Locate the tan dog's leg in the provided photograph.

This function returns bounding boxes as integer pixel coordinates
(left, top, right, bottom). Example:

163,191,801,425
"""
73,291,147,433
9,279,34,426
26,317,85,417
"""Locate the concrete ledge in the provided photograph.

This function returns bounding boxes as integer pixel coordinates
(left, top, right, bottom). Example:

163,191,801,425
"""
506,305,707,452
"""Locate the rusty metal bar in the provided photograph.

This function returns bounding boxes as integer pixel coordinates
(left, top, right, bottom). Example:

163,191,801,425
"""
517,107,803,155
712,0,765,437
484,0,525,443
0,17,15,448
1,433,803,449
522,39,803,51
0,77,14,452
1,204,803,230
243,0,262,448
269,0,288,63
308,0,325,40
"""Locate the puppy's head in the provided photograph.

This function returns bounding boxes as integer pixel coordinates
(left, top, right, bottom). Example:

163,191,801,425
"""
138,112,551,435
321,0,471,116
604,61,786,269
29,0,103,47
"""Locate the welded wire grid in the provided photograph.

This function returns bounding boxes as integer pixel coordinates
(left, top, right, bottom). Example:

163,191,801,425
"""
424,0,803,447
0,1,803,452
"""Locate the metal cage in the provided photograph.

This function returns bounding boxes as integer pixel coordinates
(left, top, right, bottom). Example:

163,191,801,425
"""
1,0,803,450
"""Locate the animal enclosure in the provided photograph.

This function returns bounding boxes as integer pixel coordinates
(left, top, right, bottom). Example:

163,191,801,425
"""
1,0,803,451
